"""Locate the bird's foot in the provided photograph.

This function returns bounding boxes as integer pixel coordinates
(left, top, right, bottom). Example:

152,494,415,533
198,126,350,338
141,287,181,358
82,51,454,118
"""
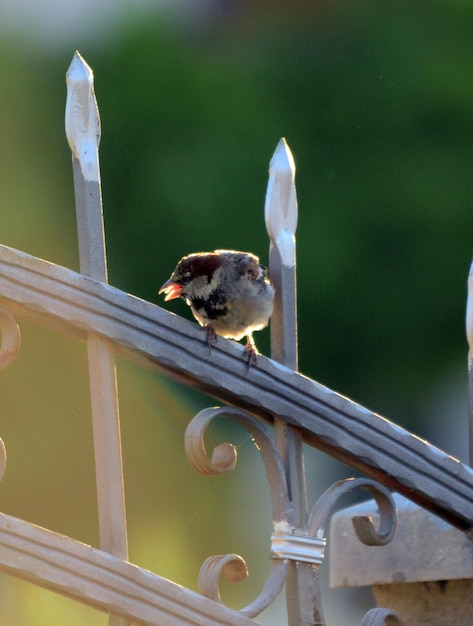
244,335,258,369
206,325,218,352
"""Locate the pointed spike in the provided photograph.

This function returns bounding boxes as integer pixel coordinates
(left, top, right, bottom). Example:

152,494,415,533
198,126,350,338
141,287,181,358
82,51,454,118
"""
264,138,298,268
65,51,101,182
271,137,296,179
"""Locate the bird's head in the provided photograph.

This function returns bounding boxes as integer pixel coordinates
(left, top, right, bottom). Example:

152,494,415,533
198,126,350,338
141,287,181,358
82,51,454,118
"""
158,253,223,301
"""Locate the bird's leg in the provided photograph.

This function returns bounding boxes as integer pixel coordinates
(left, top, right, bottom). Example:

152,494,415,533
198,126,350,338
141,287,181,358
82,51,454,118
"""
244,334,258,368
206,325,218,352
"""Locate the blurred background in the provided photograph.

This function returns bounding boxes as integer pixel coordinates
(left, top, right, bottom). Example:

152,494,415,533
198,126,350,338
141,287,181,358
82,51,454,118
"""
0,1,472,624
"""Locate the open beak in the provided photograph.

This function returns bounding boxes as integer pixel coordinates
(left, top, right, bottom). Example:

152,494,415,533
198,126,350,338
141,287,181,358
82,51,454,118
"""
159,279,183,301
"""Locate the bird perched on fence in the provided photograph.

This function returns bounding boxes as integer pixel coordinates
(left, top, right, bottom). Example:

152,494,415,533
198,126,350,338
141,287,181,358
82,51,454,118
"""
159,250,274,365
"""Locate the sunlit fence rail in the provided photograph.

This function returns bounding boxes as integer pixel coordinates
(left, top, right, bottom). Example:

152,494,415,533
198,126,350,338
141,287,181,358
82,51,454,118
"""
0,51,472,625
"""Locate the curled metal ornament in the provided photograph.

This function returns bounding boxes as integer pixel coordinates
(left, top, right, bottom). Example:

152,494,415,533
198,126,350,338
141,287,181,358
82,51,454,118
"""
360,608,404,625
199,554,249,603
185,406,289,617
185,406,289,519
186,413,399,621
0,306,21,370
198,553,288,619
308,477,397,546
302,477,398,626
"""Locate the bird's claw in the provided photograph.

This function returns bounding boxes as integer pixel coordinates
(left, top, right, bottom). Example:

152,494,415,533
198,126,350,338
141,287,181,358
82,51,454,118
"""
205,327,258,369
206,325,218,352
244,336,258,369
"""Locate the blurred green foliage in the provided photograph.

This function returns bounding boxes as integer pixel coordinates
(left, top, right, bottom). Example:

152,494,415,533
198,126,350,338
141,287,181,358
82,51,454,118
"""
94,2,473,435
1,2,473,624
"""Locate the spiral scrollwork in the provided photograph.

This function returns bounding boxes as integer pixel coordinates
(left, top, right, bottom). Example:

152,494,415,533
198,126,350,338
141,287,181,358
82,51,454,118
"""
304,477,398,626
184,408,237,476
198,554,249,603
198,551,288,619
185,406,289,518
185,406,289,617
0,306,21,370
308,477,397,546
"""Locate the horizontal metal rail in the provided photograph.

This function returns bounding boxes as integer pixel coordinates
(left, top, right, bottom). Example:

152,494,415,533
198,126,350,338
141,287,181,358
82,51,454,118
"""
0,243,472,531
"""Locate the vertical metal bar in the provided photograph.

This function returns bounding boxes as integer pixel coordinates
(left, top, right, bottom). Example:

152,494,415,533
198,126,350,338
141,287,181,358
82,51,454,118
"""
469,355,473,468
265,139,321,625
466,260,473,466
66,52,129,626
464,250,473,626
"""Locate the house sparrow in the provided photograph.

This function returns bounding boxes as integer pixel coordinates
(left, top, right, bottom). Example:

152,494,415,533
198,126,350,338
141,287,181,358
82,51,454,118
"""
159,250,274,365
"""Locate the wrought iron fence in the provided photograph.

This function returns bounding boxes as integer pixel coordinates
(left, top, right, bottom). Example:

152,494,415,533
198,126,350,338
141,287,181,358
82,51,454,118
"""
0,51,472,625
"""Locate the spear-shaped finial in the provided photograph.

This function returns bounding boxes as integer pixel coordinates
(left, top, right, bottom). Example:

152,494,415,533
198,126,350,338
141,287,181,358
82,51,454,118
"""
265,137,298,369
65,51,101,183
66,51,106,281
265,137,298,269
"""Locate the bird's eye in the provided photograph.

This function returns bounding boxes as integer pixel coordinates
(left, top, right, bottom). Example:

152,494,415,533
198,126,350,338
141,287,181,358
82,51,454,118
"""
180,269,192,284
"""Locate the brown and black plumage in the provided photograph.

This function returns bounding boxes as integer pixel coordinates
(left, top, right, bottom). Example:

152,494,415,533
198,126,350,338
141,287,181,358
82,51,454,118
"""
159,250,274,364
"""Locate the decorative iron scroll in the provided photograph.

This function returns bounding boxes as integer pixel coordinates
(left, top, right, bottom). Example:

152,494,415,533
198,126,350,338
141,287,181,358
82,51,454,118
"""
185,405,403,624
308,478,397,547
186,406,289,618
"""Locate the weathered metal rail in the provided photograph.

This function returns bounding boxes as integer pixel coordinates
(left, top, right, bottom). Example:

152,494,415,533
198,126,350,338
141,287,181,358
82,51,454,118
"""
0,243,471,531
0,511,257,626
